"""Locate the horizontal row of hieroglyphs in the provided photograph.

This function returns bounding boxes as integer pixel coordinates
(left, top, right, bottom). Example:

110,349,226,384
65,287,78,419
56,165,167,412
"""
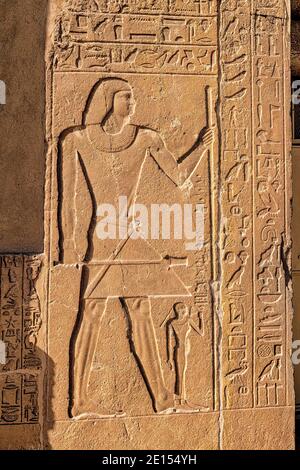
64,0,217,16
220,0,254,411
0,256,42,425
54,42,217,73
57,12,217,45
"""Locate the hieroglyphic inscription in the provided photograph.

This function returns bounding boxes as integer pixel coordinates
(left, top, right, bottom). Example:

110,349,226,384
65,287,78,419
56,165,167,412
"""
0,256,42,424
54,0,218,73
220,0,253,410
65,0,218,16
253,0,288,408
220,0,289,410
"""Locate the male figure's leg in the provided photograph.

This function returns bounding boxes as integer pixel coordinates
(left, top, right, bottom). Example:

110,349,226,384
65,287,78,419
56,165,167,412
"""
175,341,187,404
124,298,173,412
71,298,106,416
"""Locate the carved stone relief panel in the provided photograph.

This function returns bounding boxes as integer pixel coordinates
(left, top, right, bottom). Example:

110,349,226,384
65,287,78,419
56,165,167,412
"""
42,0,294,450
0,0,292,450
44,0,220,448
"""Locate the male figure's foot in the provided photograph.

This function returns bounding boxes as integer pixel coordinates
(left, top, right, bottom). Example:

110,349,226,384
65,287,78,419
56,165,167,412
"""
155,389,175,413
72,398,123,418
173,398,209,412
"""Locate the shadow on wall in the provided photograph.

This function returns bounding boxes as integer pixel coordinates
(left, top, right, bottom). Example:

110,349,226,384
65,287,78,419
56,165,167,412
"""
43,347,55,450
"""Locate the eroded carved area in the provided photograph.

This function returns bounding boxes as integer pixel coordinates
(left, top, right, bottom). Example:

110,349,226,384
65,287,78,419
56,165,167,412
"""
0,255,42,425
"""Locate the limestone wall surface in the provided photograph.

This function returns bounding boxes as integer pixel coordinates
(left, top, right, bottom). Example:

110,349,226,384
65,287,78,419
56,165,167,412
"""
0,0,295,450
0,0,47,253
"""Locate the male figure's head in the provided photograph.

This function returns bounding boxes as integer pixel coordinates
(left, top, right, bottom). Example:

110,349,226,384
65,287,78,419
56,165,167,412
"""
173,302,189,320
84,78,136,127
112,89,136,121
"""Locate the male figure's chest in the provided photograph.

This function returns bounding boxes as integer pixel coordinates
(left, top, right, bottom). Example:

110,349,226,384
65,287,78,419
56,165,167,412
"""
81,134,149,201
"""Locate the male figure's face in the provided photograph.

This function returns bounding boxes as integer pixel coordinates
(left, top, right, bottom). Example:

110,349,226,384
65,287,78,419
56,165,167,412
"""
113,90,136,119
174,303,189,319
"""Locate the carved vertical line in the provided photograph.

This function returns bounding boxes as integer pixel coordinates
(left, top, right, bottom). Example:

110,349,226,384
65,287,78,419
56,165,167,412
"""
213,61,221,413
216,1,223,442
0,258,1,350
282,14,287,406
44,36,55,424
282,3,291,406
286,0,293,406
21,255,24,422
251,0,255,409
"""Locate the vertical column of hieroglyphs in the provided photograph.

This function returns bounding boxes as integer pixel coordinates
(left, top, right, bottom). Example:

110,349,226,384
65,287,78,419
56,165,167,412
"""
252,0,289,408
220,1,254,410
0,256,42,425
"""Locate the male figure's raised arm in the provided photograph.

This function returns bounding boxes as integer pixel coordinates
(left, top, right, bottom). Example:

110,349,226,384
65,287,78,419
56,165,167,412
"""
149,128,214,188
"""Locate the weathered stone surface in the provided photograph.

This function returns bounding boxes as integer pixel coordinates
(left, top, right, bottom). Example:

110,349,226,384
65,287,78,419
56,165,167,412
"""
292,20,300,75
222,408,295,450
0,424,42,450
46,414,220,450
0,0,46,252
292,0,300,17
0,0,295,450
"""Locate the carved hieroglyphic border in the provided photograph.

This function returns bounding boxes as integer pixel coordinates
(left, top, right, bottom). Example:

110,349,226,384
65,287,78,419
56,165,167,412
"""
220,0,291,411
252,0,290,409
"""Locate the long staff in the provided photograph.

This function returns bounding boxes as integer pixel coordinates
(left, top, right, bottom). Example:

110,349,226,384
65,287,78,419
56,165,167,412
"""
205,85,216,282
